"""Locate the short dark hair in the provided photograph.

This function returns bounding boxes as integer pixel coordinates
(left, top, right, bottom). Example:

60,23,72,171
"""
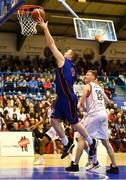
87,70,98,79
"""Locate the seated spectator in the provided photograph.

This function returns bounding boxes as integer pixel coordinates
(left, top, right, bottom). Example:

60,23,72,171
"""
37,77,45,93
4,101,13,119
17,75,27,93
28,77,38,94
36,92,43,101
115,117,125,131
0,98,4,114
4,76,14,93
109,126,121,152
118,127,126,152
25,113,31,122
44,78,52,90
0,77,4,94
10,121,22,131
24,99,30,113
18,94,26,107
108,109,117,125
4,114,13,131
29,106,35,118
34,112,42,121
0,112,5,130
113,104,119,114
30,118,35,126
24,120,31,131
18,120,25,130
12,105,20,121
46,90,51,99
20,107,26,121
104,87,112,99
0,123,8,131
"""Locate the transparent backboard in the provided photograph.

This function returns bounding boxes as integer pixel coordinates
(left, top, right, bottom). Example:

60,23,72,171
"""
0,0,25,25
73,18,117,42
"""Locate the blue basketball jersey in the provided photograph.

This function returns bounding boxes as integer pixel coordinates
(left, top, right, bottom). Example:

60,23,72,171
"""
51,58,78,124
55,58,77,97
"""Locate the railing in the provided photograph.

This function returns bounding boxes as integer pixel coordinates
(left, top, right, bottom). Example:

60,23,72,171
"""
0,72,126,107
0,72,56,96
98,75,126,108
98,75,126,95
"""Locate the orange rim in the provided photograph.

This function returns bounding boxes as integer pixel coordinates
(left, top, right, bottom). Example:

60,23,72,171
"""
95,35,104,42
17,5,44,15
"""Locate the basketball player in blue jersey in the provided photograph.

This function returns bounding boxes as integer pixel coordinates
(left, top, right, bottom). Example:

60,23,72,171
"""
37,18,96,159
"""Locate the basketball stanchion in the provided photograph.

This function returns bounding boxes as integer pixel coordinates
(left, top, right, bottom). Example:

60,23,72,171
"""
57,0,89,32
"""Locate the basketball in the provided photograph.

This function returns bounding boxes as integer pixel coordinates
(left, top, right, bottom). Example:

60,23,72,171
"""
31,8,45,22
95,35,104,42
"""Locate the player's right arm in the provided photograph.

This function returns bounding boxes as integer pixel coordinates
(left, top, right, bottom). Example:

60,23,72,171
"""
80,84,91,110
102,91,111,105
37,18,65,68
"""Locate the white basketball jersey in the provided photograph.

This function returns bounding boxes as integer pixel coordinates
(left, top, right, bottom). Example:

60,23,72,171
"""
85,82,106,114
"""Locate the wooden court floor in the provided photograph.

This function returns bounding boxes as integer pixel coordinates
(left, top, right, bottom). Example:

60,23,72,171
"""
0,153,125,179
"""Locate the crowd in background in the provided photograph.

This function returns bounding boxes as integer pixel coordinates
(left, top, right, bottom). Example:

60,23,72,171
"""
0,54,126,153
0,54,126,75
1,54,125,97
107,103,126,152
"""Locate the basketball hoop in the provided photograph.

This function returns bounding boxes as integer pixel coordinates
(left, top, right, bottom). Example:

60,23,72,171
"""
94,34,104,43
91,28,105,43
17,5,44,36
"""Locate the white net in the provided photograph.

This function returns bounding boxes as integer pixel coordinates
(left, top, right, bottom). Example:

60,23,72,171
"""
17,13,37,36
89,28,105,42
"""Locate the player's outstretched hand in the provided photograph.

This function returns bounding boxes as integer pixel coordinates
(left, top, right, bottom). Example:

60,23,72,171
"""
37,17,48,30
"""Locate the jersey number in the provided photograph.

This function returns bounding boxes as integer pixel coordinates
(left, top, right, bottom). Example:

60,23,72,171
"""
95,90,103,100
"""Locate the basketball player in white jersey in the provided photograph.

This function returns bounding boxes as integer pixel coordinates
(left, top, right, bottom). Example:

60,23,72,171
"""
66,70,119,174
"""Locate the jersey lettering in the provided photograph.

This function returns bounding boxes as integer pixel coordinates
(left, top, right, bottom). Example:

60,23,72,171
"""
95,90,103,101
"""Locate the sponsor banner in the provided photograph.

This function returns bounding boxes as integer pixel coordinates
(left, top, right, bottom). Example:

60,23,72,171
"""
105,41,126,60
1,33,126,61
0,132,34,156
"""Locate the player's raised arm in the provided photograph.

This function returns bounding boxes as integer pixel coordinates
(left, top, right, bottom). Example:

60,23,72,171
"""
37,18,65,68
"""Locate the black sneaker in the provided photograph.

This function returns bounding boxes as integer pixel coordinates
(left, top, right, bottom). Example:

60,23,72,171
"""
65,162,79,172
86,161,100,171
86,154,97,166
61,142,74,159
89,139,97,156
106,164,119,174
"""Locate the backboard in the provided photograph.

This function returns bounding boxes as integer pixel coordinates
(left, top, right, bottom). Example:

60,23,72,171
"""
0,0,25,25
73,18,117,42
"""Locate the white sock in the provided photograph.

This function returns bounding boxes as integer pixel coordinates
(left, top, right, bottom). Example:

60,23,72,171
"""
85,135,93,145
61,136,68,146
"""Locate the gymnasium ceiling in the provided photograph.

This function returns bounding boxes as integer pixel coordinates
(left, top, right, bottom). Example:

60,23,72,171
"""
0,0,126,54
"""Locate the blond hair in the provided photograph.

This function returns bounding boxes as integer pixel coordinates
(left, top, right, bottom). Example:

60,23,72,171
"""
87,70,98,79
